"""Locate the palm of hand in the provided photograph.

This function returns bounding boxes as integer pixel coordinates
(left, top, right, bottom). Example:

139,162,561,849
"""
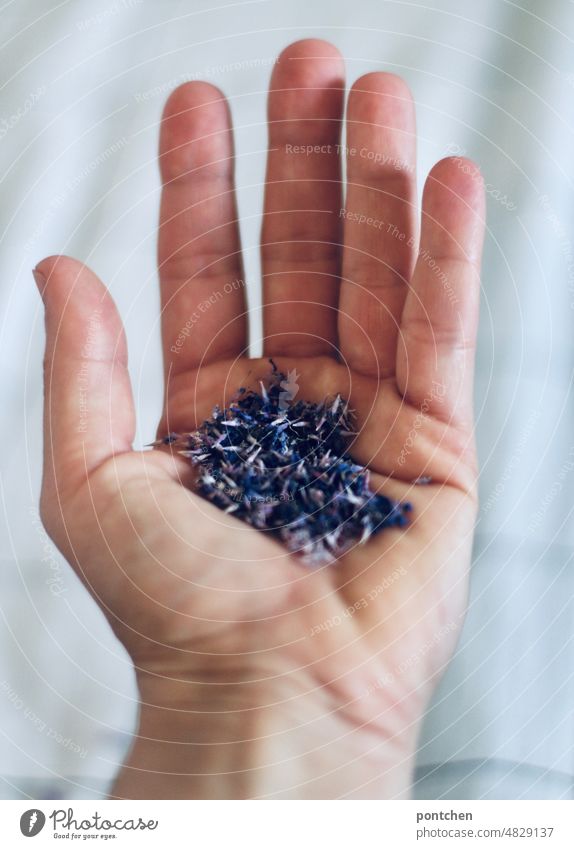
153,354,477,704
37,39,484,787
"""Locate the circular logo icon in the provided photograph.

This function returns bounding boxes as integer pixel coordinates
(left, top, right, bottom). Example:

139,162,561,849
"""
20,810,46,837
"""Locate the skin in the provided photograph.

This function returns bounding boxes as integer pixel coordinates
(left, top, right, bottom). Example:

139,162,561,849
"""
34,39,485,799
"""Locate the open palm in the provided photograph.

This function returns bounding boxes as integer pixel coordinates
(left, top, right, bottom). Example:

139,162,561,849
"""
36,40,485,798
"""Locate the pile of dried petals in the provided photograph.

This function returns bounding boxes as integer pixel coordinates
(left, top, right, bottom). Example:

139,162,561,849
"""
156,363,411,564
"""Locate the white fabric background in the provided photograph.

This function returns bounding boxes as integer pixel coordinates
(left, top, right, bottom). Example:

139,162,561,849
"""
0,0,573,799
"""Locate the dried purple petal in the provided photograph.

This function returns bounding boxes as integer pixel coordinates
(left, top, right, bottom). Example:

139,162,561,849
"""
154,361,411,565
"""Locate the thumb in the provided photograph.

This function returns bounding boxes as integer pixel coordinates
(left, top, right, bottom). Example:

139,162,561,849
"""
35,255,135,514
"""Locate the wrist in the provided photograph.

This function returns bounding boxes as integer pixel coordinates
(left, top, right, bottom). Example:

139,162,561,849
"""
111,666,418,799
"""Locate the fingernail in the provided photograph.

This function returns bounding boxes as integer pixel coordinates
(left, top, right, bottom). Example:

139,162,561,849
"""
33,267,46,298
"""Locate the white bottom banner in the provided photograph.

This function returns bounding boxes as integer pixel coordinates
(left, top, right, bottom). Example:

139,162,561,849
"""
2,800,572,848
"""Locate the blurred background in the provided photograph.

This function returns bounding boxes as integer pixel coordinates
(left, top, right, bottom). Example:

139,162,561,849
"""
1,0,573,799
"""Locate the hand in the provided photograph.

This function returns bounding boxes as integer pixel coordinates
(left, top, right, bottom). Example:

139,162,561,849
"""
35,39,485,799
